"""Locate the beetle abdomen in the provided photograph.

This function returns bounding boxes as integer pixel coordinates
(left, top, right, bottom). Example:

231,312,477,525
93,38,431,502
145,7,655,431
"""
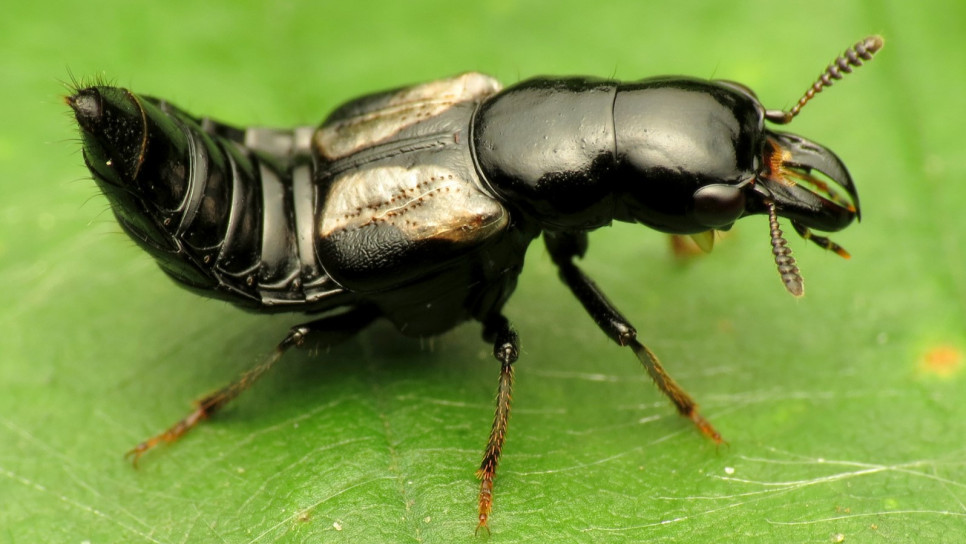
68,87,345,309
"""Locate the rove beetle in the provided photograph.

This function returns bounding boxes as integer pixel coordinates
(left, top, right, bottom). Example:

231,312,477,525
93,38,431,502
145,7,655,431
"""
67,36,882,532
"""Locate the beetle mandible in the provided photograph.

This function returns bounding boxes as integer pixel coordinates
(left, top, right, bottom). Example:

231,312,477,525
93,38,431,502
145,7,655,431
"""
67,36,882,532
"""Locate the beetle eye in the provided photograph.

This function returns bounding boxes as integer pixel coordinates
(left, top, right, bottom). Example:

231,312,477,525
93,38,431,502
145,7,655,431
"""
692,184,746,227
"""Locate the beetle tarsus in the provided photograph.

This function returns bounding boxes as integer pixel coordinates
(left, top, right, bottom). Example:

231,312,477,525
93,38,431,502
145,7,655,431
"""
125,406,210,467
476,315,518,535
124,332,294,465
125,308,378,465
628,340,723,444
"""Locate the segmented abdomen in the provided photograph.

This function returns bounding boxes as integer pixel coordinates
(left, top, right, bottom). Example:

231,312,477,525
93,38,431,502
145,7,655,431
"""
142,98,345,309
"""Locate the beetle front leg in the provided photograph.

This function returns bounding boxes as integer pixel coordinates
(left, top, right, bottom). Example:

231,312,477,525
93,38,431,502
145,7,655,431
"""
475,314,519,534
544,233,723,444
125,305,379,465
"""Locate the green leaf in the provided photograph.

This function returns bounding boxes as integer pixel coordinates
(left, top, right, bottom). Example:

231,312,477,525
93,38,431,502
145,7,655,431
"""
2,1,965,542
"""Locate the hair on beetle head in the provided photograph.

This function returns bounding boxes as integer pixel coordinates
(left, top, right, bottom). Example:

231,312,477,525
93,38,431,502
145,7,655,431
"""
766,201,804,297
765,35,883,125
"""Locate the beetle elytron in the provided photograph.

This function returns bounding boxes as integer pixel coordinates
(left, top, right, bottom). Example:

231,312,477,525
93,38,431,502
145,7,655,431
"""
68,36,882,532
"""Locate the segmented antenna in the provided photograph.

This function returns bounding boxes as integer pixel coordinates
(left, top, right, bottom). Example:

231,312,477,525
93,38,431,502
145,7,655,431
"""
768,202,804,297
766,35,884,124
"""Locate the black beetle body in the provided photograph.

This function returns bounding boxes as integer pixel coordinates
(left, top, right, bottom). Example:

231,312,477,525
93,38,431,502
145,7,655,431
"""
68,36,881,532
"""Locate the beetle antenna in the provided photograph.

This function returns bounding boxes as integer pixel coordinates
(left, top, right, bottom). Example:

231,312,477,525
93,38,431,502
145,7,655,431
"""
766,35,884,124
768,202,804,296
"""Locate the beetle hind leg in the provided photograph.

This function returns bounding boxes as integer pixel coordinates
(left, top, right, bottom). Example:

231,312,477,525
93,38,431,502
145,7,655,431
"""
475,314,519,535
125,306,379,465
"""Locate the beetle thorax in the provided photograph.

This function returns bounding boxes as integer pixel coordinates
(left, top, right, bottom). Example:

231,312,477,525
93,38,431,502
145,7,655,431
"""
471,77,767,234
472,77,621,230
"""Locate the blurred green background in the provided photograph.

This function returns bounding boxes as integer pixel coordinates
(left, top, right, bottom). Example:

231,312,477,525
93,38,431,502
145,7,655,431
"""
2,1,965,542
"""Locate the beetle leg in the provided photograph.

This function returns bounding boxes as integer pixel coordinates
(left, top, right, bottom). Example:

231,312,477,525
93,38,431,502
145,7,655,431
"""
475,314,519,535
669,233,713,257
125,306,379,466
544,233,724,444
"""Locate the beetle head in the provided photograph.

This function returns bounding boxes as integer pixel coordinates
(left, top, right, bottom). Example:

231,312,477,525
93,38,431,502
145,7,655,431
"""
685,36,880,296
698,128,861,296
689,127,860,232
613,80,859,235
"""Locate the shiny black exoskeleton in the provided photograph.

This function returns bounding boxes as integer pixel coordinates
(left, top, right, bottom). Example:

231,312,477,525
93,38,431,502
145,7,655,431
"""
68,36,882,532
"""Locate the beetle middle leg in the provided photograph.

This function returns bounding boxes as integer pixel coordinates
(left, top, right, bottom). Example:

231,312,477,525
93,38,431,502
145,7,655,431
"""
125,305,379,465
475,313,519,534
544,232,723,444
